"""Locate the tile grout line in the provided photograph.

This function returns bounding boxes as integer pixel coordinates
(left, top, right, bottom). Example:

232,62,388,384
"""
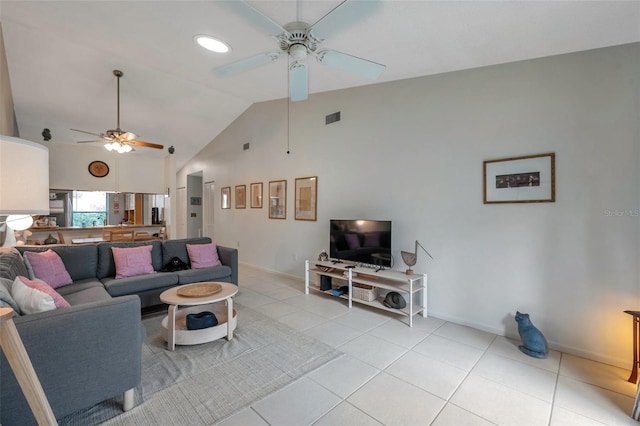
427,332,499,425
547,351,563,425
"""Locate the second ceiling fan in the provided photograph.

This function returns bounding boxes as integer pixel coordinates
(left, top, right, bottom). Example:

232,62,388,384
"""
214,0,386,101
72,70,164,153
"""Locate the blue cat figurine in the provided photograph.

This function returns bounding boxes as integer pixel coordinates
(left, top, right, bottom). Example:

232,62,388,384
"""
515,311,548,359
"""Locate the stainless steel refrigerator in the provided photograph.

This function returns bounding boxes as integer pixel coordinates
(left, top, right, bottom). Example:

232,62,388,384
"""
49,191,72,227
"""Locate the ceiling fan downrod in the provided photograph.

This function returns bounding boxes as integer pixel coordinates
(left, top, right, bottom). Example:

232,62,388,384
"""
113,69,123,133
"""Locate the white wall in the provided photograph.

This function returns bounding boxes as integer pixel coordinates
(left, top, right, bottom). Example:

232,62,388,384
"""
179,43,640,368
48,143,168,193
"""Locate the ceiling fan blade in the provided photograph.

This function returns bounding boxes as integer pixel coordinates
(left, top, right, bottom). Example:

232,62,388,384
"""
289,62,308,102
222,0,289,37
316,49,385,80
310,0,381,41
70,128,105,138
76,140,104,144
214,52,281,77
128,140,164,150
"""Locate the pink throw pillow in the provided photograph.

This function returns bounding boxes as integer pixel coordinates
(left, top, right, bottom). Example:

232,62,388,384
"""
23,249,73,289
11,276,70,314
187,243,221,269
112,245,155,279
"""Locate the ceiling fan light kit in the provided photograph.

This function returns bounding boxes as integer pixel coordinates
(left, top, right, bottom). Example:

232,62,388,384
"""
71,70,164,153
104,142,132,153
214,0,385,102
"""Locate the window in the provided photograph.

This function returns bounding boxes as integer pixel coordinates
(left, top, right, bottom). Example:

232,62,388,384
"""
72,191,107,227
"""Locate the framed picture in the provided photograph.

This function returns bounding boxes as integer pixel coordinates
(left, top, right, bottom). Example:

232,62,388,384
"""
483,153,555,204
190,197,202,206
221,187,231,209
235,185,246,209
269,180,287,219
295,176,318,221
250,182,263,208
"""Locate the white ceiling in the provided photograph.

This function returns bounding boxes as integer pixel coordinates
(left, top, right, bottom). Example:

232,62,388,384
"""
2,1,639,169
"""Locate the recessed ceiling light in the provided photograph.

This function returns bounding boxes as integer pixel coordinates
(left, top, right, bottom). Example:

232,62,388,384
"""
194,35,230,53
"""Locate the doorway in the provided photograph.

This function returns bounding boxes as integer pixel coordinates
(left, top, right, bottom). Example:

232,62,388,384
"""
186,173,203,238
204,181,215,238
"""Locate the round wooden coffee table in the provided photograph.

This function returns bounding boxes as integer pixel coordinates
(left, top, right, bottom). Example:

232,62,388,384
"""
160,282,238,351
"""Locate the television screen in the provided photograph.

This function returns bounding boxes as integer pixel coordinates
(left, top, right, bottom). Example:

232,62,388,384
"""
330,219,392,267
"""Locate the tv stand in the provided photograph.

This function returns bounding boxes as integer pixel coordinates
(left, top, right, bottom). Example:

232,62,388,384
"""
304,259,427,327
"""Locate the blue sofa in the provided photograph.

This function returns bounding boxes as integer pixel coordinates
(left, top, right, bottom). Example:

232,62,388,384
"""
0,237,238,425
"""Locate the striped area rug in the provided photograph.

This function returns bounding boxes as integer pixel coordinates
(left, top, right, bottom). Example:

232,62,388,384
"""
59,303,342,425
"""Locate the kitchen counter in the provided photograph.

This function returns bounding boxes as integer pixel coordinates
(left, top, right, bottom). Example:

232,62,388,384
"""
26,225,164,245
30,224,162,232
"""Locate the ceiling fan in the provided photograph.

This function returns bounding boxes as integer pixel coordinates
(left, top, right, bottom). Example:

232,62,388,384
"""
214,0,386,101
71,70,164,153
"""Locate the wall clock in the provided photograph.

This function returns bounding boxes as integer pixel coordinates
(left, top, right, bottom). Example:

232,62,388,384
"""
88,161,109,178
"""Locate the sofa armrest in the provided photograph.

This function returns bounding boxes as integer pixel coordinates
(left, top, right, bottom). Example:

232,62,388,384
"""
217,245,238,285
1,295,143,425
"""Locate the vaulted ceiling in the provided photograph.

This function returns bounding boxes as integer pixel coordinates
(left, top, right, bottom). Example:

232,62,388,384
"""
2,1,639,169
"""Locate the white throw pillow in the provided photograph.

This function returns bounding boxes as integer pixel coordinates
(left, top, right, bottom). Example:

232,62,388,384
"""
10,276,69,315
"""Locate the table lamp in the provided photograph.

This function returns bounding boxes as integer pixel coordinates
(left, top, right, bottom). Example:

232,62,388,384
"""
0,135,50,246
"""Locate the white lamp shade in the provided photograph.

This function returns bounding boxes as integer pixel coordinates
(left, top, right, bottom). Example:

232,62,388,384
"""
0,136,50,215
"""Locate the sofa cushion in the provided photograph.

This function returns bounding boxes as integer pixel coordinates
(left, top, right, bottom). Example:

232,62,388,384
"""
61,285,113,305
23,249,73,288
101,271,179,297
187,242,221,268
112,245,155,279
96,241,163,279
56,279,112,305
11,276,70,314
0,246,28,281
162,237,212,266
0,277,20,314
175,265,233,285
18,244,99,282
55,279,105,296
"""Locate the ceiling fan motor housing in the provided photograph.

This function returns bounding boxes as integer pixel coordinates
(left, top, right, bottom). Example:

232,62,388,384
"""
280,21,317,55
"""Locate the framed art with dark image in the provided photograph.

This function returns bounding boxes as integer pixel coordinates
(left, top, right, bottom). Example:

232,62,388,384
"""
483,153,555,204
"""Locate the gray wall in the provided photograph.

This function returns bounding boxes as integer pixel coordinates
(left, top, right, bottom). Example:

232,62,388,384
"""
179,43,640,368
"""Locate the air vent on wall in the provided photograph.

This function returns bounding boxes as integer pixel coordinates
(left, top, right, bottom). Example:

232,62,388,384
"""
325,111,341,125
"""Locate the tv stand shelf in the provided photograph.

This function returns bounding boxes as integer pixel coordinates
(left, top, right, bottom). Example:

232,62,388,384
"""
304,260,427,327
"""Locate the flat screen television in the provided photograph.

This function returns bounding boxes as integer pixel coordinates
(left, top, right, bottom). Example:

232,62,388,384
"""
330,219,392,267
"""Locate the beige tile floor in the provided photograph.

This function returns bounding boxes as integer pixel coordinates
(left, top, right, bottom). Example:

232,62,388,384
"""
218,265,639,426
